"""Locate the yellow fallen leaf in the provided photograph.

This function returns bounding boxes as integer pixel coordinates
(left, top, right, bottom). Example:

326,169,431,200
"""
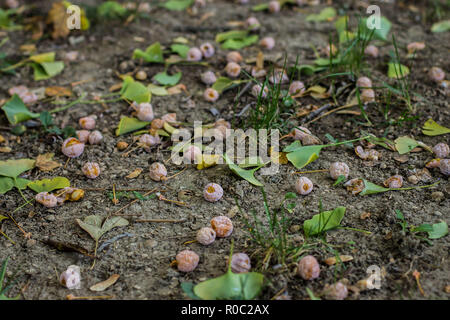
0,147,11,153
36,153,61,172
126,168,143,179
197,154,220,170
256,51,264,70
45,86,72,97
20,44,37,53
89,274,120,292
269,146,288,164
0,135,5,143
324,255,353,266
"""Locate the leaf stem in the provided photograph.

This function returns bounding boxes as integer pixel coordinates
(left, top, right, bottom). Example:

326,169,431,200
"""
389,180,440,191
48,93,87,113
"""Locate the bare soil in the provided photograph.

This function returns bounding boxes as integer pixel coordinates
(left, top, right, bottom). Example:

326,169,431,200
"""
0,0,448,300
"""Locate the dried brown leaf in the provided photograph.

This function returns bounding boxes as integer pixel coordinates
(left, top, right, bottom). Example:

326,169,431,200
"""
45,86,72,97
89,274,120,292
324,255,353,266
36,153,61,172
126,168,143,179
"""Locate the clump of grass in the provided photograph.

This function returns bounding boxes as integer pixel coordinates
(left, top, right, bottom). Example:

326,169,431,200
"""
244,57,298,134
0,257,21,300
239,188,296,269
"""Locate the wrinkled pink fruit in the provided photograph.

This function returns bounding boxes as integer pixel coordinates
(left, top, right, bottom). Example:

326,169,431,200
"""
383,175,403,188
203,183,224,202
269,70,288,84
361,89,375,103
226,51,243,63
297,255,320,280
295,177,314,195
196,227,216,245
356,76,372,88
429,67,445,83
364,45,379,58
268,0,280,13
79,116,96,130
246,17,260,30
149,162,167,181
176,250,199,272
76,130,90,143
88,130,103,145
139,134,160,147
161,113,177,124
439,159,450,176
329,162,349,180
35,192,58,208
201,71,217,85
251,84,269,98
61,137,85,158
260,37,275,50
432,143,449,159
187,47,203,61
204,88,219,102
82,162,101,179
135,103,154,122
225,62,241,78
60,267,81,289
323,282,348,300
210,216,233,237
289,81,305,95
200,42,215,58
230,253,251,273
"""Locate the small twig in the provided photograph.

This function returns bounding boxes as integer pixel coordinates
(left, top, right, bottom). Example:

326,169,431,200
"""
165,166,187,180
112,184,118,205
413,270,426,297
135,219,186,223
67,294,114,300
234,82,252,102
110,189,157,217
292,169,328,174
305,103,358,125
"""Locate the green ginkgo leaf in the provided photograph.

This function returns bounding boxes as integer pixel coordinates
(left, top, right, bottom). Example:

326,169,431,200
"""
191,242,264,300
0,159,35,178
431,20,450,33
388,62,410,79
427,221,448,239
394,136,432,154
1,94,40,125
212,77,247,93
285,145,323,169
153,71,182,86
223,154,264,187
0,177,30,194
115,116,150,136
161,0,193,11
215,30,249,43
27,177,70,193
303,206,346,237
306,7,337,22
193,269,264,300
221,35,259,50
120,76,151,103
359,180,389,195
170,44,190,58
422,118,450,136
133,42,164,63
